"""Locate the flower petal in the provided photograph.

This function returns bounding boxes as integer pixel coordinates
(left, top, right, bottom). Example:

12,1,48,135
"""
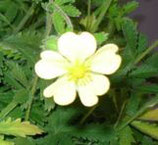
77,74,110,107
58,32,97,62
89,44,122,75
78,85,98,107
43,76,76,106
40,50,66,60
35,51,68,79
89,74,110,95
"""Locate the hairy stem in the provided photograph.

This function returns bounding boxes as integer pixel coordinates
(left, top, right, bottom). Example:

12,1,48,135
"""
80,105,98,124
53,3,73,30
86,0,91,29
0,101,17,120
134,40,158,64
45,0,54,37
25,76,38,121
92,0,112,32
14,4,36,34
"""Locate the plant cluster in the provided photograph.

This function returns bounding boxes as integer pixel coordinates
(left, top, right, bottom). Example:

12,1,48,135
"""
0,0,158,145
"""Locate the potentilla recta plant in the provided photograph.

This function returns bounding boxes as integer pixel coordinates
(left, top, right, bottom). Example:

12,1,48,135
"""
0,0,158,145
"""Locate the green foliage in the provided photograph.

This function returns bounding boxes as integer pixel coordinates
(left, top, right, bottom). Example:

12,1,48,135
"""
0,0,158,145
131,121,158,140
119,126,135,145
0,118,43,137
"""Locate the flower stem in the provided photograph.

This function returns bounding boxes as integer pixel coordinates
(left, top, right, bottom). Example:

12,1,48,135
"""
114,101,127,129
0,100,17,120
92,0,112,32
53,3,73,30
14,3,36,34
45,0,54,38
134,40,158,65
86,0,91,29
25,75,38,121
80,105,98,124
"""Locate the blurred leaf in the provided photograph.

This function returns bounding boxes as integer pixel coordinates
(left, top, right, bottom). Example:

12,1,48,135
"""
131,120,158,140
119,126,135,145
0,118,43,137
52,12,65,34
139,108,158,121
62,5,81,17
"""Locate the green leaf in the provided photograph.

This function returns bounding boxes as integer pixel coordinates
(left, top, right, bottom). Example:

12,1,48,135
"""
139,108,158,121
129,64,158,78
14,137,36,145
43,36,58,51
126,93,141,116
136,84,158,94
94,32,109,45
122,18,138,58
0,138,14,145
141,136,153,145
119,126,135,145
137,33,148,54
0,118,43,137
44,98,55,113
52,12,65,34
131,121,158,140
61,5,81,17
55,0,75,5
122,1,139,15
6,61,28,88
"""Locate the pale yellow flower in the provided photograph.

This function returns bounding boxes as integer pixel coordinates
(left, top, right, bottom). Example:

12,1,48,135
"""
35,32,122,107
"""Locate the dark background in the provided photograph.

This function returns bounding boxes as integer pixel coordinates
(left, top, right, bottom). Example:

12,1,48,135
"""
125,0,158,44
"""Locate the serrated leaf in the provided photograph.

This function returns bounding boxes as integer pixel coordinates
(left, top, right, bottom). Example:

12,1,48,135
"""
131,121,158,140
137,33,148,54
62,5,81,17
44,36,58,51
55,0,75,5
130,64,158,78
122,1,139,15
52,12,65,34
126,93,141,116
14,137,36,145
139,108,158,121
44,98,55,112
136,84,158,94
119,126,135,145
0,118,43,137
6,61,28,88
122,18,138,58
94,32,109,45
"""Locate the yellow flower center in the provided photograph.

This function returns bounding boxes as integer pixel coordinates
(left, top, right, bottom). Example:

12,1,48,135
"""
67,60,90,83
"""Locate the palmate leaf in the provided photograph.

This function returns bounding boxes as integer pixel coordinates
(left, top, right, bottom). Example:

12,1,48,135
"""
1,32,43,64
131,120,158,140
0,118,43,137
